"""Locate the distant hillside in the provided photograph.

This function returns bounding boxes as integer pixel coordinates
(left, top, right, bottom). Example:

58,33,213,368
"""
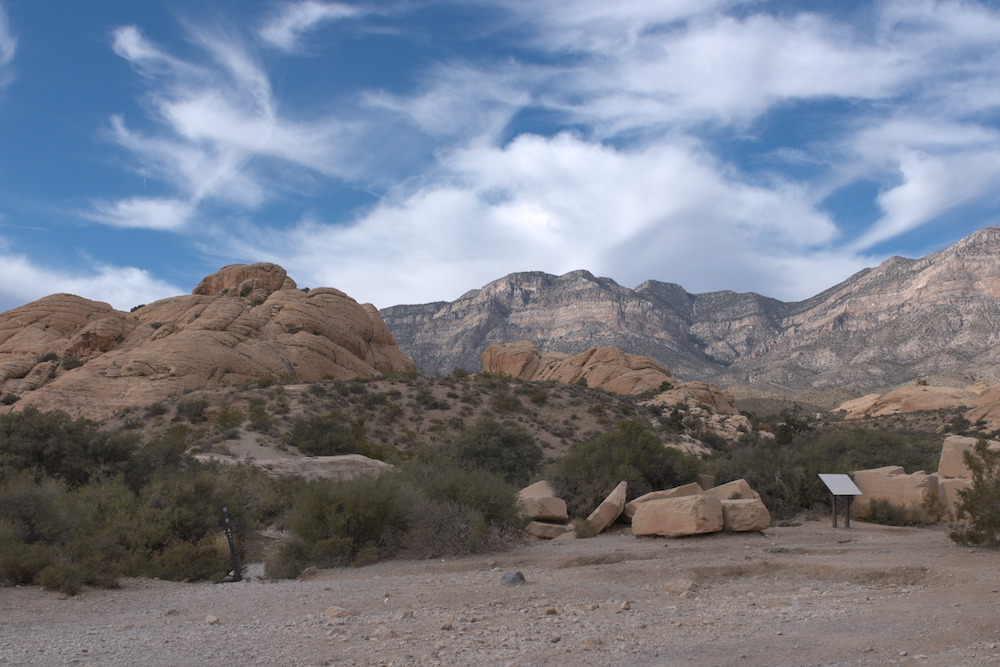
381,226,1000,402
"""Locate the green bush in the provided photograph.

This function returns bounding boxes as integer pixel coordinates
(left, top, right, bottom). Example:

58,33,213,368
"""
432,419,542,487
38,561,85,596
282,473,411,571
60,357,83,371
549,419,699,518
0,408,140,487
287,411,382,458
866,498,925,527
950,439,1000,546
176,399,208,423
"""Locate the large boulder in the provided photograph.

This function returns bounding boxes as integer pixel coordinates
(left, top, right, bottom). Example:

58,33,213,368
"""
938,477,973,520
526,521,572,539
938,435,1000,479
631,494,724,537
703,479,761,501
517,481,569,522
0,264,416,419
585,481,627,534
721,499,771,532
622,483,704,522
851,466,939,523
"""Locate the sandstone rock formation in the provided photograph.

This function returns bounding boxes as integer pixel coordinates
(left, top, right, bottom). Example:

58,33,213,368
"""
382,226,1000,397
0,263,416,419
850,466,939,524
481,342,675,395
585,481,628,535
703,479,762,501
517,481,569,523
631,494,725,537
622,483,704,521
721,499,771,532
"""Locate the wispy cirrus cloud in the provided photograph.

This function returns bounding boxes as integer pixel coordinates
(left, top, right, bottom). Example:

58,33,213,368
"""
258,1,365,52
0,2,16,90
94,21,361,230
90,0,1000,309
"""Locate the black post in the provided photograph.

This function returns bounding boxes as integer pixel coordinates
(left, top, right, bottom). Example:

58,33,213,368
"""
222,506,242,582
832,494,838,528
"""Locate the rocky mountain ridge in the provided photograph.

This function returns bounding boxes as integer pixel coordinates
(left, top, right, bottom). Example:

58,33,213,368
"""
381,226,1000,402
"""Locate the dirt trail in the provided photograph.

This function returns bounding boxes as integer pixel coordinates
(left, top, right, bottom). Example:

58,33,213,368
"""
2,520,1000,666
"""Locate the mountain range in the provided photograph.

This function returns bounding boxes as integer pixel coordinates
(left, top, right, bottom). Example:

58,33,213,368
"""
381,226,1000,403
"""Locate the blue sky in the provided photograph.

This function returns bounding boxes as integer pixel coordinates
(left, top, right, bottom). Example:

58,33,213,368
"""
1,1,1000,312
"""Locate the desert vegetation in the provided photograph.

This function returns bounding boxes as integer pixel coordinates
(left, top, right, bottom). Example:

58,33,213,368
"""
0,375,992,596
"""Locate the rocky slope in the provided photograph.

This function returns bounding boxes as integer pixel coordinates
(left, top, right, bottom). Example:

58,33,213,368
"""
0,264,415,419
382,226,1000,400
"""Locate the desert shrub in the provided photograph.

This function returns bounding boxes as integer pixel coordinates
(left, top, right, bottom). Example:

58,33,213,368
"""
950,439,1000,546
415,387,449,410
287,411,383,458
145,402,168,417
429,419,542,487
215,406,244,432
282,473,411,570
246,402,273,432
38,560,85,596
549,419,699,518
60,357,82,371
0,408,140,488
866,498,926,527
491,392,522,414
403,463,526,536
36,352,57,363
175,399,208,423
153,537,227,582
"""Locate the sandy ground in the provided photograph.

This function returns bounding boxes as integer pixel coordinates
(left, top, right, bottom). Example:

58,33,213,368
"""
2,520,1000,666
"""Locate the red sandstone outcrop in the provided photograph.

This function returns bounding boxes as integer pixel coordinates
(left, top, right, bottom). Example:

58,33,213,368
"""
0,263,416,419
838,377,1000,429
481,342,675,395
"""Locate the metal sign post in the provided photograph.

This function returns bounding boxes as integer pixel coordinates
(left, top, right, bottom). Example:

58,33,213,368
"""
818,474,863,528
222,506,242,582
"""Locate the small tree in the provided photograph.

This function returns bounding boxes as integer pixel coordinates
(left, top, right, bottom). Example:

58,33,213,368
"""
950,439,1000,546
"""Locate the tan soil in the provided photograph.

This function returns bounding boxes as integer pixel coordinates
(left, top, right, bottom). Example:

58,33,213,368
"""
2,520,1000,666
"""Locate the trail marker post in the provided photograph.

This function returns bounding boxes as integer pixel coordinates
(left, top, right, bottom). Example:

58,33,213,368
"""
222,506,242,582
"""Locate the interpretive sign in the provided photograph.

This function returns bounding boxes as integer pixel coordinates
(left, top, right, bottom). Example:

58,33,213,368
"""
818,474,862,528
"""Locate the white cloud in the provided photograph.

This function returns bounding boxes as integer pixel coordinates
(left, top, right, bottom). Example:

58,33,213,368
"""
222,133,859,306
88,197,195,231
90,1,1000,309
855,149,1000,250
0,2,16,90
0,253,182,312
259,1,364,52
102,22,360,227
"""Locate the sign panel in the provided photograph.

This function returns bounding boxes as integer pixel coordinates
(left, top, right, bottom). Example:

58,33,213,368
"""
818,473,862,496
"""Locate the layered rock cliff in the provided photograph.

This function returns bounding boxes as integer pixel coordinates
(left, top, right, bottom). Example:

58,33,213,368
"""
0,264,415,418
382,226,1000,398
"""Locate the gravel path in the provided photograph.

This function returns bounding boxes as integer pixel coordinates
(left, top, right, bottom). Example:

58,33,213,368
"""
3,521,1000,666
